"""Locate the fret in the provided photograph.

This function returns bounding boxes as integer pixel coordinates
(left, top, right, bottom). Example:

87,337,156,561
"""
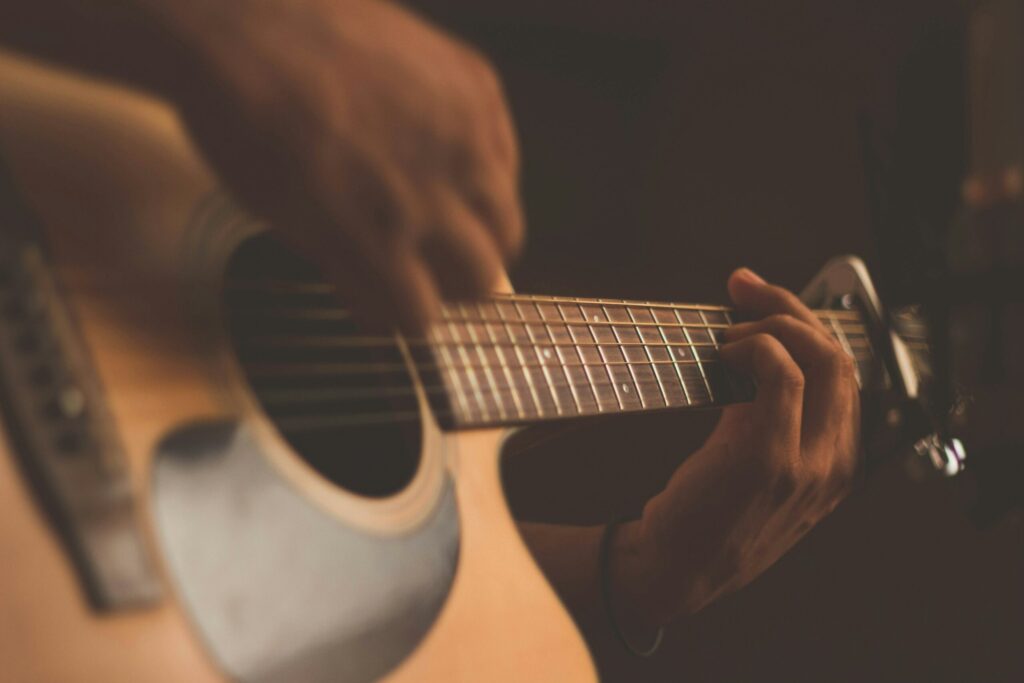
532,305,585,416
591,305,643,411
576,303,628,411
624,306,670,408
446,318,497,423
632,305,691,407
430,324,477,423
651,307,692,405
699,308,733,402
546,304,600,414
567,312,618,412
497,302,557,417
676,308,715,404
458,304,509,421
516,302,569,417
493,307,543,418
476,302,528,420
603,304,650,408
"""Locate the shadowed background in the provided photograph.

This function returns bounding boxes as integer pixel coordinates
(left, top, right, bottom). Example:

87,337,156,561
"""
419,2,1023,680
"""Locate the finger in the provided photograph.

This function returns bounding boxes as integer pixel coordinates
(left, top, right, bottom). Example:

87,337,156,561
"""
727,268,829,335
420,187,506,299
724,314,855,450
316,237,442,334
451,142,524,259
463,170,525,260
717,333,804,461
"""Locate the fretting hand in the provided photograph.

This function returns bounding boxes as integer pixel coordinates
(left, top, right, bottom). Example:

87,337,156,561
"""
608,268,861,634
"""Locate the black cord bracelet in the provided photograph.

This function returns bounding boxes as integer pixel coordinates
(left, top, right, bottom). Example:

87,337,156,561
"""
598,518,665,658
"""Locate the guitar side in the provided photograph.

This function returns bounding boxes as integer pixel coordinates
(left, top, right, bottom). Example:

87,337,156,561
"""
0,51,595,683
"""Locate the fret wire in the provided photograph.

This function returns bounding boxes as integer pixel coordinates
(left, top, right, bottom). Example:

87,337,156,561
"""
629,305,670,408
498,301,545,418
601,303,642,408
449,318,493,422
653,304,693,406
477,302,527,420
430,326,475,423
581,301,624,411
455,319,495,422
520,301,565,416
557,301,601,412
459,303,508,421
539,302,585,415
676,308,713,400
697,309,717,403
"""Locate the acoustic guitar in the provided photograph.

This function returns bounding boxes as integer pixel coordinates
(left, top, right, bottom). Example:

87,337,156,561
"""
0,51,948,682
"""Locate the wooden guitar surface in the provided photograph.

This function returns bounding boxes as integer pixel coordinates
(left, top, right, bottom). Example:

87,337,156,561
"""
0,51,595,683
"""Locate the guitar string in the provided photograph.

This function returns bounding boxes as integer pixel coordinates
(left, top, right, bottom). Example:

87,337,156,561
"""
229,306,871,331
227,279,853,311
224,284,919,430
247,345,877,431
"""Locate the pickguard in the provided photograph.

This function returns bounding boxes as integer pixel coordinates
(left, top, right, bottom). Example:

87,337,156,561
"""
151,421,459,683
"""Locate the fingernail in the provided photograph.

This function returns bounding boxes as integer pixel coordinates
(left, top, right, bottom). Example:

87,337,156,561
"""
737,267,764,284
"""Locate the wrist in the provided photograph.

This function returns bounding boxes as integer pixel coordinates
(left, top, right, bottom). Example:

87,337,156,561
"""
605,519,673,641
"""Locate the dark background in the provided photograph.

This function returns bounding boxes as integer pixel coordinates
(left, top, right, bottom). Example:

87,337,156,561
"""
420,2,1024,680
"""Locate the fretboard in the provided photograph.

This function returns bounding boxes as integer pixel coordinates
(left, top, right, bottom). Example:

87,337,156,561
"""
421,294,873,429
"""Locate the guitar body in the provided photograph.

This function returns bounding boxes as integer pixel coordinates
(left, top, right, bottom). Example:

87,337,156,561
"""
0,52,596,682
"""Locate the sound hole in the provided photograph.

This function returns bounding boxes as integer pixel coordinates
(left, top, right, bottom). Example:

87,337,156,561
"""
223,234,422,498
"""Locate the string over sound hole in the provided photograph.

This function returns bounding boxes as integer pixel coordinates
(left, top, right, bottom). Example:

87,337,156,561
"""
223,234,422,497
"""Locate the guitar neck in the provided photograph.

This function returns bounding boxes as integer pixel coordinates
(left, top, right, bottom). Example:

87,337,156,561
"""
421,293,872,429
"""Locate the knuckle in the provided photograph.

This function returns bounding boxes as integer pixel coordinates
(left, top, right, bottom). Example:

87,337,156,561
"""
769,284,802,310
826,347,856,381
770,458,800,503
460,45,505,99
777,364,805,391
711,545,742,587
827,463,855,497
750,332,782,354
765,313,797,331
751,333,805,389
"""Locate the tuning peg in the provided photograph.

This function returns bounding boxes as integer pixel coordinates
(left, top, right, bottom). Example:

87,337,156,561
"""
910,433,967,478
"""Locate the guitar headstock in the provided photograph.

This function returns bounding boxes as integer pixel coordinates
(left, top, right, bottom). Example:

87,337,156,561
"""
801,256,964,477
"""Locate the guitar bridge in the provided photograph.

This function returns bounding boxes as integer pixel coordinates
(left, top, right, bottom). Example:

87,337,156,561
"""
0,176,161,610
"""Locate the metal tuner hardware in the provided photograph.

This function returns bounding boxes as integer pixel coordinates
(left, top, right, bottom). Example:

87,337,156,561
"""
801,256,964,478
